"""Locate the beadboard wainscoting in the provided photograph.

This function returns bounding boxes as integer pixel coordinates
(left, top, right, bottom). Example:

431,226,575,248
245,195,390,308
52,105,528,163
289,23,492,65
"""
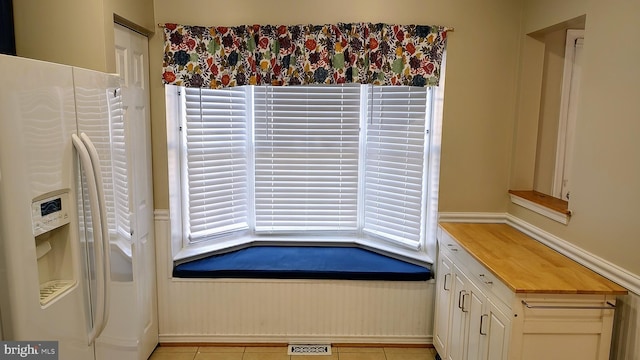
154,210,435,344
610,290,640,359
154,210,640,356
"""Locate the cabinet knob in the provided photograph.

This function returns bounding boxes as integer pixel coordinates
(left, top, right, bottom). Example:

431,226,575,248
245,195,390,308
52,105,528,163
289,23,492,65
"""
479,274,493,285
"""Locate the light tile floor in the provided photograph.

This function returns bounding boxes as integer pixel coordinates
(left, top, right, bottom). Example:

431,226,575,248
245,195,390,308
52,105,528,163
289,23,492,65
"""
148,346,437,360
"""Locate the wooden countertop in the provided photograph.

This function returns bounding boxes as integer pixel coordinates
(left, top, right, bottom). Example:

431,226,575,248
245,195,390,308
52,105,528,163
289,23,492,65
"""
439,222,628,295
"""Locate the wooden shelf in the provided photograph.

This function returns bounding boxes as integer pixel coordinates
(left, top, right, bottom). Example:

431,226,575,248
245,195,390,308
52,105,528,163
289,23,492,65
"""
509,190,571,224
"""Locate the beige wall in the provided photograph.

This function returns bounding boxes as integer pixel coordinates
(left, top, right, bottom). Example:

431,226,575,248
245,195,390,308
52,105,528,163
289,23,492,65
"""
511,0,640,276
112,0,155,32
510,35,545,190
522,0,587,34
13,0,109,71
533,28,566,194
150,0,523,212
13,0,154,73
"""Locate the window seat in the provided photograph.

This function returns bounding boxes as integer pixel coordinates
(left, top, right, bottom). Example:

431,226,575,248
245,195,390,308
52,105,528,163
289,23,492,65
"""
173,246,431,281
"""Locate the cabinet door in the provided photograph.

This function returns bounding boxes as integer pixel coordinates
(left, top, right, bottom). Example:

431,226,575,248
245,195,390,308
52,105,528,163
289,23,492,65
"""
447,267,468,360
465,280,486,360
482,298,510,360
434,251,454,357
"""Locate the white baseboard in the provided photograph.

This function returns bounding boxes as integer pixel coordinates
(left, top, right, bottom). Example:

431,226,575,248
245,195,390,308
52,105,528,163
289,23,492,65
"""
158,335,432,345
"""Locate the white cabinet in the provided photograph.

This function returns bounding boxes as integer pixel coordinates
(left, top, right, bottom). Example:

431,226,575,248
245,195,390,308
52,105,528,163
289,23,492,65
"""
434,223,624,360
435,243,509,360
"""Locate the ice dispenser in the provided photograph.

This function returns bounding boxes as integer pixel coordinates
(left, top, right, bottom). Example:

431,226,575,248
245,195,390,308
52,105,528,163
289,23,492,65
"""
32,190,76,306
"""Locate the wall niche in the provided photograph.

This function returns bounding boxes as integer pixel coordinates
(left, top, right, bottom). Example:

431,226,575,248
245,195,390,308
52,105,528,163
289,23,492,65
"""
509,15,586,224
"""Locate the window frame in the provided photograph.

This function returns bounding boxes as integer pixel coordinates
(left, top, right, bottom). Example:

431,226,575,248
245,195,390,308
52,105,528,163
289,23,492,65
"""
166,70,445,266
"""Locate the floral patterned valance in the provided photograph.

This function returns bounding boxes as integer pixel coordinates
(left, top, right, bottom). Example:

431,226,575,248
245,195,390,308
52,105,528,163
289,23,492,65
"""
162,22,450,89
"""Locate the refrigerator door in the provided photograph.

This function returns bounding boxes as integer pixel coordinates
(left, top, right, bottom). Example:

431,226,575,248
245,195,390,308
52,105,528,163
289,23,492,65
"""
0,55,95,359
72,133,109,346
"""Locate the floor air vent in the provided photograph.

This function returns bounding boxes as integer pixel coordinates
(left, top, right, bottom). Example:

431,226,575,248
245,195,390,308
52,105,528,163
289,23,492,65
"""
288,344,332,355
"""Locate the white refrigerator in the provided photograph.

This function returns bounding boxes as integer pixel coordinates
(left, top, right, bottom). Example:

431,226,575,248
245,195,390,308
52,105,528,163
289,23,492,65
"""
0,54,157,359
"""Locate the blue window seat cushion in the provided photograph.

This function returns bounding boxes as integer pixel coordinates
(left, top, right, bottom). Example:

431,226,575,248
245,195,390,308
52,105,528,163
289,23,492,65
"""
173,246,431,281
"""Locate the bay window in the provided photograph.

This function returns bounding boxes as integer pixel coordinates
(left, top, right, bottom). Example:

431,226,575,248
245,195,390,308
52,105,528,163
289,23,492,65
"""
167,82,444,265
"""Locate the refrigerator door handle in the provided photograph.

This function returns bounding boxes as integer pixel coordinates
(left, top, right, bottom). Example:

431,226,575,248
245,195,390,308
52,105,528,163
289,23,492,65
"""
72,134,107,346
79,133,112,339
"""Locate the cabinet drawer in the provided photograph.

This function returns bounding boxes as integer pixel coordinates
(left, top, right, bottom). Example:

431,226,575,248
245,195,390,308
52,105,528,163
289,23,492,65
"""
438,227,514,312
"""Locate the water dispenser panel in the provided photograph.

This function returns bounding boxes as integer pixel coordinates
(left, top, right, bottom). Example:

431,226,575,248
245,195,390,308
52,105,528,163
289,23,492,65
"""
32,191,71,237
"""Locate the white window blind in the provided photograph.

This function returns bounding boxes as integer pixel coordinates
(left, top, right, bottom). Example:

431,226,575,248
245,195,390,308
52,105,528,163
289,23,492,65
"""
183,87,250,241
75,86,110,236
363,86,430,247
109,87,131,239
75,85,130,239
253,85,361,233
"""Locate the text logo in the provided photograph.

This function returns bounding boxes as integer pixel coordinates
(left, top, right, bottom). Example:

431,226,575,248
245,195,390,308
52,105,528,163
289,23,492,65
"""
0,342,58,359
